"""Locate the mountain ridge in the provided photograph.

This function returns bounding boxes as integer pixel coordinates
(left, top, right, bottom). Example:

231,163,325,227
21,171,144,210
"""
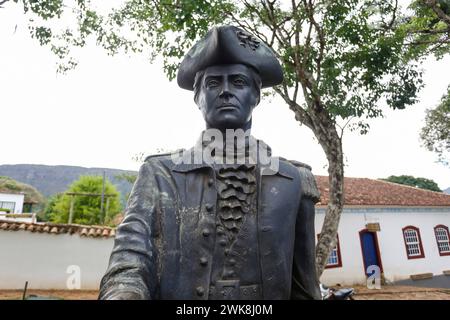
0,164,137,202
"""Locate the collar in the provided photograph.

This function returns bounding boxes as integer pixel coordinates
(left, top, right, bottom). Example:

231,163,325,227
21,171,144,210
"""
172,130,278,174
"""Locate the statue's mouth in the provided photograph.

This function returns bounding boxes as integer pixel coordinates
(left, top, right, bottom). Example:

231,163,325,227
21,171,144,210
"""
217,103,238,110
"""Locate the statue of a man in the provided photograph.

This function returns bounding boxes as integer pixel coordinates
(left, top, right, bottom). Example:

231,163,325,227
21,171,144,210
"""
99,25,321,300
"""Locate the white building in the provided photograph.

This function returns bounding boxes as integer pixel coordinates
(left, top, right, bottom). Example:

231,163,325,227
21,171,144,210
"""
0,192,37,223
316,177,450,286
0,192,25,214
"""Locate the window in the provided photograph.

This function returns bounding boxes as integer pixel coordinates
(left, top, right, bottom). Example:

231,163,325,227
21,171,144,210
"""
318,234,342,268
0,201,15,213
434,225,450,256
402,226,425,259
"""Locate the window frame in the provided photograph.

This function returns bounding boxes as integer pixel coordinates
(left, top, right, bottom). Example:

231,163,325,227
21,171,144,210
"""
318,233,343,269
402,226,425,259
0,201,16,213
434,225,450,257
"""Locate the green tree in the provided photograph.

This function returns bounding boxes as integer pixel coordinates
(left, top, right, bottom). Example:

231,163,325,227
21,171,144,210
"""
382,175,442,192
115,172,137,185
4,0,427,274
420,85,450,165
115,172,137,201
49,175,122,226
399,1,450,167
400,0,450,60
39,193,62,222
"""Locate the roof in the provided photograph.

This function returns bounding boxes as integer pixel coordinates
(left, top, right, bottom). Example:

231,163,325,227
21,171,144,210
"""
0,191,25,196
315,176,450,207
0,219,115,238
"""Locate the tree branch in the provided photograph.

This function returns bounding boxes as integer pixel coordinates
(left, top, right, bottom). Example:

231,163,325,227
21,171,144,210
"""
387,0,398,29
0,0,10,8
274,85,314,129
406,38,450,45
424,0,450,27
410,28,450,34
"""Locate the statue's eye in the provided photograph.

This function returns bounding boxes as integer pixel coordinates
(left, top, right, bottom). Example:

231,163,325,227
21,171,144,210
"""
233,78,246,86
206,79,219,87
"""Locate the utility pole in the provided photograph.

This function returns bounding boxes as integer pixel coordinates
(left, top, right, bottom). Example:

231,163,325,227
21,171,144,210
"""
100,170,106,224
68,195,75,224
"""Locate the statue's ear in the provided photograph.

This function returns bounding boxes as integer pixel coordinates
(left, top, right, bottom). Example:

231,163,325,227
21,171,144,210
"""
253,89,261,108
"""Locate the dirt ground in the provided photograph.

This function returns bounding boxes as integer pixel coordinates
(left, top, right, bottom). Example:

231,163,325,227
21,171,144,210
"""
351,285,450,300
1,285,450,300
0,289,98,300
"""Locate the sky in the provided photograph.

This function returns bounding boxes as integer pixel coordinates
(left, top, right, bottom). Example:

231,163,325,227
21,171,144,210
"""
0,4,449,190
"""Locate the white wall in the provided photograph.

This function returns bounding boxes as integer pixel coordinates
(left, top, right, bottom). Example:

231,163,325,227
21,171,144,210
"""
316,207,450,286
0,230,114,290
2,206,449,290
0,193,24,214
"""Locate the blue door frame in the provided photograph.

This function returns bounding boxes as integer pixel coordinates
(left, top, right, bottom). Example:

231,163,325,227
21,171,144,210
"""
359,229,383,276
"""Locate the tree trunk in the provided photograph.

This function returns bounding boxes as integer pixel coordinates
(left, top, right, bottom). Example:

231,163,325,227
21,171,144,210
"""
314,123,345,277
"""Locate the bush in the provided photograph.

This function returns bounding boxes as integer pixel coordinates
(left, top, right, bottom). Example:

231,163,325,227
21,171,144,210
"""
48,175,122,226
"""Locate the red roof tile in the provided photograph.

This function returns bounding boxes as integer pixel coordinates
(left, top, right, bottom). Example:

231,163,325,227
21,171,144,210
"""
315,176,450,206
0,220,115,238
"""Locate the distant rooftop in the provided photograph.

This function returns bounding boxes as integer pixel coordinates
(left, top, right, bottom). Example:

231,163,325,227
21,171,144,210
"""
0,220,115,238
315,176,450,207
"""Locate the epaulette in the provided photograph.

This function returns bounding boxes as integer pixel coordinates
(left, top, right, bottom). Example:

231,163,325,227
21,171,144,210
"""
283,158,319,203
144,149,185,162
284,158,312,171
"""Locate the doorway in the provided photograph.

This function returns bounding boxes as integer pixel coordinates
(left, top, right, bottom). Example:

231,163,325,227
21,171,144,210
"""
359,229,383,277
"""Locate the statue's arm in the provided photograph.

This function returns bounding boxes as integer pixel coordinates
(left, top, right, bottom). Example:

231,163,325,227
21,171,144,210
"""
98,161,160,300
291,165,321,300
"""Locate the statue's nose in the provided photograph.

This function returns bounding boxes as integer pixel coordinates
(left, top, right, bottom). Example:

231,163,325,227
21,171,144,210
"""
219,81,232,99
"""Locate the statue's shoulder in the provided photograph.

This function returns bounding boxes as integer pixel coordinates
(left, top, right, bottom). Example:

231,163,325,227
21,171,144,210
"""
284,159,312,171
144,149,185,163
281,158,320,203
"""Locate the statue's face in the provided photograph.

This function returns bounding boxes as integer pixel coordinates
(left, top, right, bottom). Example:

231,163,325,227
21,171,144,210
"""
196,64,260,130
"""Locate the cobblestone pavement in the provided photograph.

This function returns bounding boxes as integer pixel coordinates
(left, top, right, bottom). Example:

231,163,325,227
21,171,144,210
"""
1,286,450,300
351,285,450,300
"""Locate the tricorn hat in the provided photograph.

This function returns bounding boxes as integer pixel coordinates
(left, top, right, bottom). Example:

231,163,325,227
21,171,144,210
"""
177,25,283,90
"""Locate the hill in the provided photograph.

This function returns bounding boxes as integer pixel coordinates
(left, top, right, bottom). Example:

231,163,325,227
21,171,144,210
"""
0,164,136,202
0,176,45,204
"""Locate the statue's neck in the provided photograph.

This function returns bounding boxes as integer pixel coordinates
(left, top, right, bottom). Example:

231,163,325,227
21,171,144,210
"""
205,120,252,134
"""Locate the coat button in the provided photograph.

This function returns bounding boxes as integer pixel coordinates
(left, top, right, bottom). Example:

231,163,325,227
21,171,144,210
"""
202,229,210,237
200,257,208,266
226,270,235,277
196,286,204,296
205,204,213,212
219,239,227,246
208,178,214,186
229,258,236,266
224,249,230,255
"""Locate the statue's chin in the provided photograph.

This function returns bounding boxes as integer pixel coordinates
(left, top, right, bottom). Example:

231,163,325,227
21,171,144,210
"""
207,116,252,132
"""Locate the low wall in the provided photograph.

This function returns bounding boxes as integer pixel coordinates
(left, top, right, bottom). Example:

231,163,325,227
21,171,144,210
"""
0,230,113,290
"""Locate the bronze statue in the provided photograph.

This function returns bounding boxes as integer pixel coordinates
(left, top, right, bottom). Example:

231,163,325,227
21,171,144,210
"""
99,25,321,300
